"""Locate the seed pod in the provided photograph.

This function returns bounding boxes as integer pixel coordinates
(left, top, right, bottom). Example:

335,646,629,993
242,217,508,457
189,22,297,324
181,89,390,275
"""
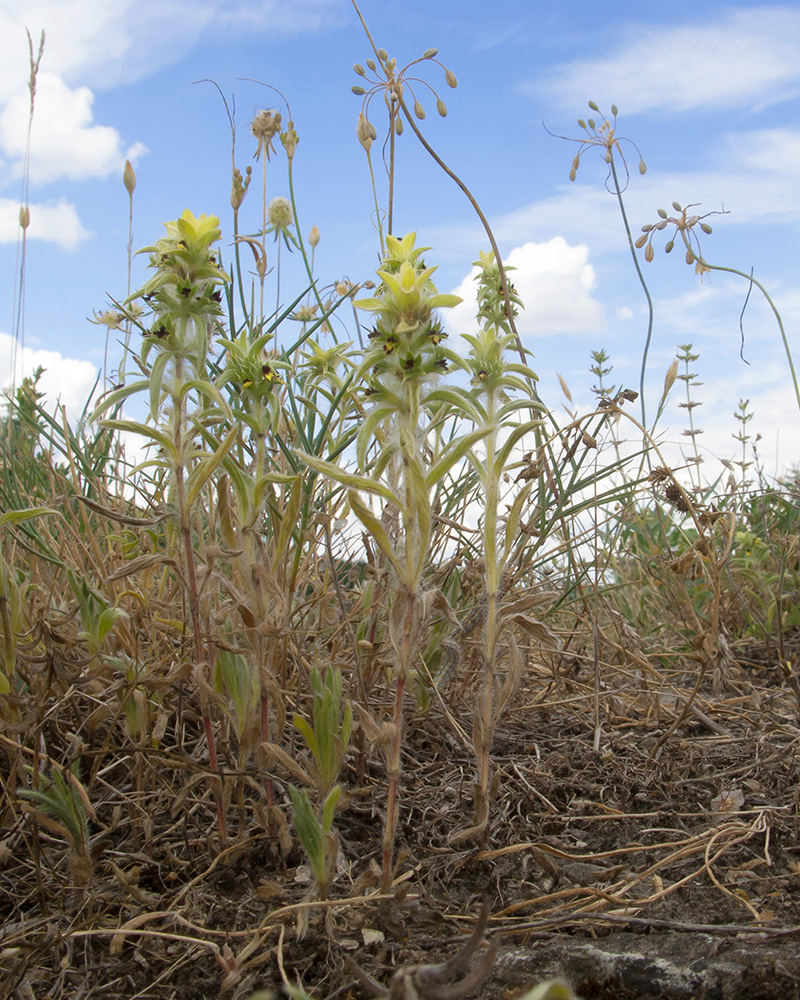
569,167,577,181
366,59,376,71
582,431,597,448
588,100,600,111
604,151,612,163
588,118,596,129
445,68,457,88
672,201,682,212
645,243,655,263
665,240,675,253
687,215,699,227
19,205,30,229
436,98,447,117
639,159,647,175
572,155,581,172
395,116,404,135
656,220,667,230
352,85,366,95
700,223,713,234
353,63,366,76
611,103,619,116
309,225,320,248
685,249,695,264
641,224,653,233
658,208,668,219
414,100,425,119
378,48,388,60
635,234,648,249
423,47,438,59
577,118,586,129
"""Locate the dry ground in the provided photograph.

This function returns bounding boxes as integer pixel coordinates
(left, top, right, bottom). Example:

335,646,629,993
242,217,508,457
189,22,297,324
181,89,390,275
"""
2,636,800,1000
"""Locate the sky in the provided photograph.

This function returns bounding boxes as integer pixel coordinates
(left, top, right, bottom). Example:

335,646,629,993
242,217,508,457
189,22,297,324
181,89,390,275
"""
1,0,799,485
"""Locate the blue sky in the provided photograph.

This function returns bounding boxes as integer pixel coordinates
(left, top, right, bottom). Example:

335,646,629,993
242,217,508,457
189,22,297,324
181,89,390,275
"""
2,0,799,481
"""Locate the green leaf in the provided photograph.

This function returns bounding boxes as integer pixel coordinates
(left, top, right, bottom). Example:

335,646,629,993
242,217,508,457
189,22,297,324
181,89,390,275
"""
101,419,175,455
503,481,534,561
273,476,303,565
493,419,546,478
0,507,58,529
185,423,239,510
347,490,403,578
289,786,324,883
425,426,495,490
297,451,402,507
321,785,341,834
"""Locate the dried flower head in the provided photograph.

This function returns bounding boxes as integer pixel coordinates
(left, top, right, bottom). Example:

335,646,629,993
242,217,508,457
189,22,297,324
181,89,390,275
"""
250,109,282,161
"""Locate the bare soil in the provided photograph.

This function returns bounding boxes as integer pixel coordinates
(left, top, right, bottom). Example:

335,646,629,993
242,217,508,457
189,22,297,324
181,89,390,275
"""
2,638,800,1000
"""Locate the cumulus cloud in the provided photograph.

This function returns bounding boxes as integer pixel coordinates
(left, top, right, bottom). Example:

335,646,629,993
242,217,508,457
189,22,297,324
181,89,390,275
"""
524,6,800,116
446,237,606,340
0,72,145,186
0,333,100,417
0,197,89,248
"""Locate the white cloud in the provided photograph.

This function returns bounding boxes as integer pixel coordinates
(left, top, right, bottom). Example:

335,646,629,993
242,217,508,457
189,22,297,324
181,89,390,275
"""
526,6,800,116
0,333,100,417
0,72,145,185
447,237,606,339
0,1,343,97
0,197,89,248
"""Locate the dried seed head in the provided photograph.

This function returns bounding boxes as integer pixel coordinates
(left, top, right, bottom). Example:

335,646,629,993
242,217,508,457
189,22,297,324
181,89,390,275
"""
250,109,282,161
664,483,689,513
123,159,136,195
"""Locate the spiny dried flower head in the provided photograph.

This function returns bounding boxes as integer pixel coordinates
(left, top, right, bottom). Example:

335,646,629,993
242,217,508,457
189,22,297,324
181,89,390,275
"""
351,44,457,151
250,109,282,161
555,102,646,194
636,201,726,277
